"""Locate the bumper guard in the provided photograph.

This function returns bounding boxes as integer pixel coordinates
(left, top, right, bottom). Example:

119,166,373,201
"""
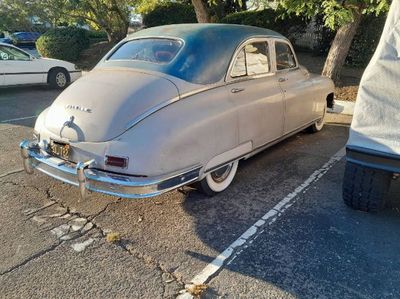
19,140,201,200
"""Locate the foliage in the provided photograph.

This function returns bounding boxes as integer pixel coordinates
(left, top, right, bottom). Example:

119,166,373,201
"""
221,8,308,41
0,0,36,32
0,0,135,43
143,2,197,27
274,0,389,30
346,13,386,67
87,30,108,39
36,27,89,61
311,14,336,55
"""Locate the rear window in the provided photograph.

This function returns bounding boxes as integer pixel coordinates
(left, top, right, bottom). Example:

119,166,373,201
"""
108,38,182,64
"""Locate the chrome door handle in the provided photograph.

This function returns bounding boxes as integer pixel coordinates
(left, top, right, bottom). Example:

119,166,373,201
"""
231,88,245,93
278,77,287,82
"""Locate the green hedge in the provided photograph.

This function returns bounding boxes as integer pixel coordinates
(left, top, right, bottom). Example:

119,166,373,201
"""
87,30,108,39
36,27,89,62
346,14,386,67
143,2,197,28
221,9,307,41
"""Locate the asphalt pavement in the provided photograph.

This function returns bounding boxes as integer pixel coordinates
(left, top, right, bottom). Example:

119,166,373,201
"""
0,86,399,299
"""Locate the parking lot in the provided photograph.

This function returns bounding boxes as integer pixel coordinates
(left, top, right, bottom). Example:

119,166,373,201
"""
1,86,400,298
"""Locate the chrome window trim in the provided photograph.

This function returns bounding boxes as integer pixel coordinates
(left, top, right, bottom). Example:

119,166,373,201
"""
104,36,185,65
225,36,275,83
273,38,299,73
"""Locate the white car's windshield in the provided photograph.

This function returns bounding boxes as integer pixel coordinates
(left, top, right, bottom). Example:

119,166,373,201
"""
108,38,182,64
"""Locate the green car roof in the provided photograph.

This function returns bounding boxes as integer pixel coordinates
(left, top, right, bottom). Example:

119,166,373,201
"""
102,24,286,84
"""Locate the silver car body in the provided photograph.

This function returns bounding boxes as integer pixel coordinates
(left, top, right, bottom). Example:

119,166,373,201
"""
20,24,334,199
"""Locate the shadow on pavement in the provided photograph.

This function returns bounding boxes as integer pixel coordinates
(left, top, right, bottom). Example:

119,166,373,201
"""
181,127,400,298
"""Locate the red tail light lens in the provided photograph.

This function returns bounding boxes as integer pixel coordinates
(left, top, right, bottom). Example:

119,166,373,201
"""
105,156,128,168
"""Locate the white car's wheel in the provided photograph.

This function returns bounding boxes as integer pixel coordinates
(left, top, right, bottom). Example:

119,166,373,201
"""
197,161,239,196
308,105,326,133
49,68,69,89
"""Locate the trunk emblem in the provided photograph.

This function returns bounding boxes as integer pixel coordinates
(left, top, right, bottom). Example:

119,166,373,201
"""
64,116,75,128
65,104,92,113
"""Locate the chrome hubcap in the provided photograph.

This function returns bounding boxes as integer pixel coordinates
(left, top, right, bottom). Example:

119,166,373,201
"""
56,72,67,87
211,164,233,183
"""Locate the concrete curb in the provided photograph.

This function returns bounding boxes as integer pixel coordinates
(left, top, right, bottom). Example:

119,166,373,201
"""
328,100,355,116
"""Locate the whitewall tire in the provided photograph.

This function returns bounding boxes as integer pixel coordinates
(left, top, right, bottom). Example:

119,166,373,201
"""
308,105,326,133
197,160,239,196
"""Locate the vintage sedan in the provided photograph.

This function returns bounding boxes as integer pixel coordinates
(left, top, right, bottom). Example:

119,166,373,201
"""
20,24,334,199
0,42,81,89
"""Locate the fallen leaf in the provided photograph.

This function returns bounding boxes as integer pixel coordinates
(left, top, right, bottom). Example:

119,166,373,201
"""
106,232,121,243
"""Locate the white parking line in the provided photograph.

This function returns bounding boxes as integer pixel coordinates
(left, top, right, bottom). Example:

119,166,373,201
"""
0,115,38,123
178,147,346,298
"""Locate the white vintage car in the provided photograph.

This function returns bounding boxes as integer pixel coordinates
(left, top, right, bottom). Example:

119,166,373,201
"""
20,24,334,199
0,42,81,89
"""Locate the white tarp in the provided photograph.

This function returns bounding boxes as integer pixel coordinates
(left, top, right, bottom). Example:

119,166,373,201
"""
347,0,400,154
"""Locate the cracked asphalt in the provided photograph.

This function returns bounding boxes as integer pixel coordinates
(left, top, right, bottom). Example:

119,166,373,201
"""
0,85,399,299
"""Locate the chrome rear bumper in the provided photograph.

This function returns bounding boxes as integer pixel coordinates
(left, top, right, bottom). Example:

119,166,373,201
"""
20,140,201,199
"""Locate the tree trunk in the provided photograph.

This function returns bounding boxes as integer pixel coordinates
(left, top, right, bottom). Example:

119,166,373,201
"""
191,0,211,23
322,10,362,83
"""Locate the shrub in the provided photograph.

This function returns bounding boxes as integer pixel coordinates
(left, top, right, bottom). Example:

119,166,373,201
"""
143,2,197,28
36,27,89,62
88,30,108,39
220,9,308,41
346,14,386,67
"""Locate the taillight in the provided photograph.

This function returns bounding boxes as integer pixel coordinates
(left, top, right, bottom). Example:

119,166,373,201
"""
105,155,128,168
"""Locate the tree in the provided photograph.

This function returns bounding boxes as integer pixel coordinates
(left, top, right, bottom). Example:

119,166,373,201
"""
0,0,37,32
0,0,135,43
276,0,389,82
190,0,247,23
191,0,211,22
44,0,134,42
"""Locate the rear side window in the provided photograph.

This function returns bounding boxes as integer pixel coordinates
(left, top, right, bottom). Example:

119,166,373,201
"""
231,41,270,78
108,38,182,64
275,42,297,70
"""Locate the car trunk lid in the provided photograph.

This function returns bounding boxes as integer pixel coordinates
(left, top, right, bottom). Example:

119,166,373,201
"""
44,68,179,142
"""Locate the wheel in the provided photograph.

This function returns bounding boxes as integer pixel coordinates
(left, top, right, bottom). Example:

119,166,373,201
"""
342,162,392,212
49,68,69,89
308,106,326,133
197,161,239,196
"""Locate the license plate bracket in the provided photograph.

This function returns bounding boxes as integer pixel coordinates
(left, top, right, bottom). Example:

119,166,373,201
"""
49,140,70,160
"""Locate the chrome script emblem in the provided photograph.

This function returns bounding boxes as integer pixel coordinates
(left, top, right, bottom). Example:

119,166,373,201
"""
65,104,92,113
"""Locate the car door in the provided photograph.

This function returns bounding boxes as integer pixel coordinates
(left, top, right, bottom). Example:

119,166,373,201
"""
273,40,316,134
0,49,4,86
0,45,46,86
227,39,284,148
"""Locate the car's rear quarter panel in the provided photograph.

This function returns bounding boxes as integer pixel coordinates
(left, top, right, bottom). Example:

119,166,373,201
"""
115,86,239,177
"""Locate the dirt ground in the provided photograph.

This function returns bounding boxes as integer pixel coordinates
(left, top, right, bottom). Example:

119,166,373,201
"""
297,52,363,102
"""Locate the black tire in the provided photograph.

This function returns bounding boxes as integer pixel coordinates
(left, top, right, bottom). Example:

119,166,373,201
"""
48,68,69,89
195,180,217,197
342,162,392,212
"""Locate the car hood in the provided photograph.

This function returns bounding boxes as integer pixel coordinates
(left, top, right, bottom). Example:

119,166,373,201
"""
39,57,75,70
44,68,179,142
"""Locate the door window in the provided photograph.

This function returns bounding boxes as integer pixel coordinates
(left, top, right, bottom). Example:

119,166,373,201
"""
275,42,296,70
231,41,270,78
0,45,30,61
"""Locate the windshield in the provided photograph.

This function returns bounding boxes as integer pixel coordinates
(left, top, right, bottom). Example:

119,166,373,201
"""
108,38,182,64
